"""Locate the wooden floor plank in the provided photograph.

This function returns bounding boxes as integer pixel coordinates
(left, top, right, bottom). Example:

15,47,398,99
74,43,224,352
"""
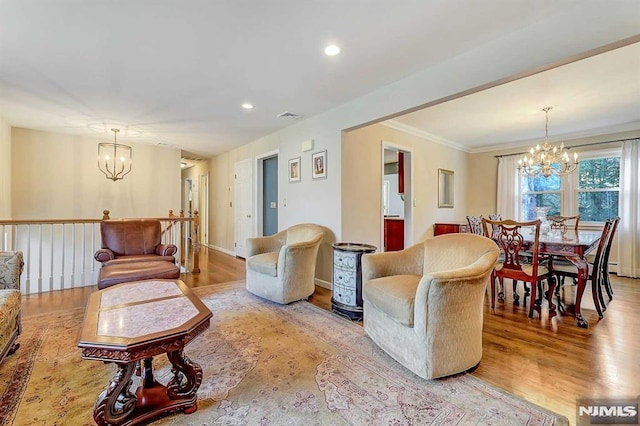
20,246,640,424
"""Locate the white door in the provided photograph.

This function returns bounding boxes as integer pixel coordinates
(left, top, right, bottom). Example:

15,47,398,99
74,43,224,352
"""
234,158,253,258
199,173,209,245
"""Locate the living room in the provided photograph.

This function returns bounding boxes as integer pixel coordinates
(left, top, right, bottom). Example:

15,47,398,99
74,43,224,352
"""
1,2,639,425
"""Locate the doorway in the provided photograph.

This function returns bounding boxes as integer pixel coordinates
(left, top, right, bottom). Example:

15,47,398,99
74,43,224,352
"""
184,177,195,217
199,173,209,245
255,150,279,237
261,155,278,236
381,143,413,252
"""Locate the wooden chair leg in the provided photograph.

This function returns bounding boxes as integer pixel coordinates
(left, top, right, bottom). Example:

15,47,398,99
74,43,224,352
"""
528,280,537,319
490,273,497,308
603,272,614,301
597,274,607,314
591,275,604,319
498,278,505,301
513,280,520,305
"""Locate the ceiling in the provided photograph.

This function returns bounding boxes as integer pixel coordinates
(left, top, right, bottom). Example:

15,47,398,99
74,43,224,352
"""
1,1,639,158
386,42,640,153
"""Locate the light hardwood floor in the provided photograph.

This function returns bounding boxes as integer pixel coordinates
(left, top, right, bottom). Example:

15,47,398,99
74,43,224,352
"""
21,247,640,424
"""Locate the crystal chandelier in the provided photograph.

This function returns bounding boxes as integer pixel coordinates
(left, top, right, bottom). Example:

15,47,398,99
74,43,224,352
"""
98,128,132,181
517,107,578,178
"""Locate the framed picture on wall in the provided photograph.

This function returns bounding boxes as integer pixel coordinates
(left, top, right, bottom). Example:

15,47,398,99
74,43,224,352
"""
312,150,327,180
438,168,454,208
289,157,301,183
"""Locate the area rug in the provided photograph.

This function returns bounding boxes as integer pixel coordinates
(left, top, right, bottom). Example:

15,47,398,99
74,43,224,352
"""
0,281,568,425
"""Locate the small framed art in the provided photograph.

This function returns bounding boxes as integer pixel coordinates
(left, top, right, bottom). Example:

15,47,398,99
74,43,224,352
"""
438,168,454,208
289,157,301,182
312,150,327,180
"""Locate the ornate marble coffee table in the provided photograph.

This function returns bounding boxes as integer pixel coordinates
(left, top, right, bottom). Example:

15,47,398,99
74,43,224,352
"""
78,279,212,426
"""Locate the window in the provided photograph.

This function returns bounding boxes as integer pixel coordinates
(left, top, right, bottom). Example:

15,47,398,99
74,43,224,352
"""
520,167,562,220
519,149,620,223
576,156,620,222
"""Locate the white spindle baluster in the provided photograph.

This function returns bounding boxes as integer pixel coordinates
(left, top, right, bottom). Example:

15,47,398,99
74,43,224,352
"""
61,223,66,290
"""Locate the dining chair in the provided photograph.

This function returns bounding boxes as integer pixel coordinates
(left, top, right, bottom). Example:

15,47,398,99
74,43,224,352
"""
551,217,616,319
485,214,529,304
481,218,556,319
600,216,620,302
544,215,581,286
487,214,502,238
466,215,483,235
547,215,580,233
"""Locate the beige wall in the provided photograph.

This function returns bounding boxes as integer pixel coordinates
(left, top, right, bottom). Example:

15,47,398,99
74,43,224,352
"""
11,127,181,219
0,118,10,219
342,124,469,249
467,129,640,216
466,129,640,267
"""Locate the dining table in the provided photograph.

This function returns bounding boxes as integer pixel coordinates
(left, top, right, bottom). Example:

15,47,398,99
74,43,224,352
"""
522,229,602,328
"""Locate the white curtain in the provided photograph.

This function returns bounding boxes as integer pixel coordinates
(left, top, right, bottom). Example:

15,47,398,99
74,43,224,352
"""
618,139,640,278
496,156,521,220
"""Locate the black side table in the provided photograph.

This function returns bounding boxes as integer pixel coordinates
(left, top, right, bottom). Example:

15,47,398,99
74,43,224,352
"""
331,243,377,321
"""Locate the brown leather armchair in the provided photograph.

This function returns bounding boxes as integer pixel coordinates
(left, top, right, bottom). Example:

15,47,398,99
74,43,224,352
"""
95,219,180,289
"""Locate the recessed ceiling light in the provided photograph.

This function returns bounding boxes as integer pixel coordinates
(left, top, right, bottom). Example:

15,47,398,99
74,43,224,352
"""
242,103,254,110
324,45,341,56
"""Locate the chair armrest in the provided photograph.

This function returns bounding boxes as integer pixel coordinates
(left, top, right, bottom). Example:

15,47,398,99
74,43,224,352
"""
156,244,177,257
246,231,286,258
94,249,115,263
413,249,498,333
277,234,323,277
0,251,24,290
362,243,424,282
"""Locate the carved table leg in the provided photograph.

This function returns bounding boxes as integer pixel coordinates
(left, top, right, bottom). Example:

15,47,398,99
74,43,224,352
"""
546,275,557,317
569,256,591,328
93,362,137,426
166,349,203,413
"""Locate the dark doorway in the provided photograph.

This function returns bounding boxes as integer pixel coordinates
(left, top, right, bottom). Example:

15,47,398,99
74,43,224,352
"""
263,156,278,236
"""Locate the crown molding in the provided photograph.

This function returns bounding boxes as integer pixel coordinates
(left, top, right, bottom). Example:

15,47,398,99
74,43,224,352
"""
380,120,471,153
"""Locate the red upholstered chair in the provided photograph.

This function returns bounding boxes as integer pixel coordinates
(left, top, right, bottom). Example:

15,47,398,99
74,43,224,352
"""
94,219,180,289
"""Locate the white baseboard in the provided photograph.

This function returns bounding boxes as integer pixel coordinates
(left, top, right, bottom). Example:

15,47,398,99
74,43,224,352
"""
315,278,331,290
205,244,236,256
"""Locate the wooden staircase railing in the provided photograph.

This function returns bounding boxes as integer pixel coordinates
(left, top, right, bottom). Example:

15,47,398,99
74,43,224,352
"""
0,209,200,295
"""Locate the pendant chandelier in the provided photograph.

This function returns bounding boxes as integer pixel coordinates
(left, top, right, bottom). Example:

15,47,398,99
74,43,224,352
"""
517,107,578,178
98,128,132,181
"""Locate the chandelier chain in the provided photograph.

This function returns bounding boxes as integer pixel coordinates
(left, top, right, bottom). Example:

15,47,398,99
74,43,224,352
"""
517,107,578,179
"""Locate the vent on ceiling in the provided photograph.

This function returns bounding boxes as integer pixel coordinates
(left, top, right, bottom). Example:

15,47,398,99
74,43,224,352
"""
277,111,302,119
182,155,204,162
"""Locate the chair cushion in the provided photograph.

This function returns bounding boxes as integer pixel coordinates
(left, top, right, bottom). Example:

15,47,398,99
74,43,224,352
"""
494,262,549,277
98,261,180,289
553,260,593,275
363,274,421,327
102,255,177,266
246,252,279,277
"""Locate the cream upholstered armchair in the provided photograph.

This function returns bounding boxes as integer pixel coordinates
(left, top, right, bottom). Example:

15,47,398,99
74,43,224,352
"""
362,233,499,379
245,224,325,304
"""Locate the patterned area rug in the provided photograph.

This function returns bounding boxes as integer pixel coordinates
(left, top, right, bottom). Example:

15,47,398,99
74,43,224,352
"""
0,281,568,425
